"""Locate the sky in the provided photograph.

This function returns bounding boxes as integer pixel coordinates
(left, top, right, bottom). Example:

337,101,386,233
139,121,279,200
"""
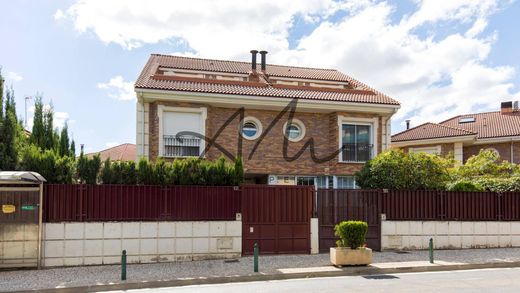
1,0,519,153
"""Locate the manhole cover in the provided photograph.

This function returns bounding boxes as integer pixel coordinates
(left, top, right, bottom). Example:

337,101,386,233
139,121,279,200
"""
363,275,400,280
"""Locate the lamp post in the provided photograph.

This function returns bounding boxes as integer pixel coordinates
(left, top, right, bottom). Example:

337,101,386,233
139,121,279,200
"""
25,96,32,129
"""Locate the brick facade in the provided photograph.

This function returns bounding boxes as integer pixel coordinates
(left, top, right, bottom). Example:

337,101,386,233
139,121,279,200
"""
148,101,388,176
401,143,454,157
463,142,514,163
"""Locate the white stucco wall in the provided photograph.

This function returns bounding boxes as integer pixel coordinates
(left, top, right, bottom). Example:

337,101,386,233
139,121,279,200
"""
382,220,520,250
42,221,241,267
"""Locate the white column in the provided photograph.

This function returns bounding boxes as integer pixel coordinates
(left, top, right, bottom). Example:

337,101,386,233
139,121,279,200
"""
310,218,319,254
454,142,463,162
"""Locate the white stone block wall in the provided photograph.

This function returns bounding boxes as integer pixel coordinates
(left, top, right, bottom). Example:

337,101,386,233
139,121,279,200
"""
42,221,241,267
381,220,520,250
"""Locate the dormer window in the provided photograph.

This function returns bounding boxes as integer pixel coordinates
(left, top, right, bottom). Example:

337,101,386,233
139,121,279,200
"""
459,117,475,123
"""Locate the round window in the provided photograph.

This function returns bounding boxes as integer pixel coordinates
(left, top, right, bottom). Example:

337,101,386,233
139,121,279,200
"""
286,124,301,139
241,117,262,140
283,119,306,142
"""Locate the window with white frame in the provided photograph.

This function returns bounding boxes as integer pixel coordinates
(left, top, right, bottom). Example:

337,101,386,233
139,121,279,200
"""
341,123,373,162
160,107,206,157
336,176,356,189
409,146,441,155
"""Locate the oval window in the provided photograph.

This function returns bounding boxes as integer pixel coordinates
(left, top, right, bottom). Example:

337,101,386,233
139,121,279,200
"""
286,124,301,139
241,117,262,140
283,119,306,142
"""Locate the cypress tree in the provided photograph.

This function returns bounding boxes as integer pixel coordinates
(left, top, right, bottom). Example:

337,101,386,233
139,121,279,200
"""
0,88,19,170
70,139,76,158
0,68,4,121
31,96,45,149
43,103,55,150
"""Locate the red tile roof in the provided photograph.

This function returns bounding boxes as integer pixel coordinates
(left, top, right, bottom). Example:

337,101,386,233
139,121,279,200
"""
86,143,136,161
135,54,400,106
391,122,476,142
441,111,520,139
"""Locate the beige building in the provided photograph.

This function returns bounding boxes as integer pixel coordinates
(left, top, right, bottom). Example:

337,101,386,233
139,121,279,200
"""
135,51,400,187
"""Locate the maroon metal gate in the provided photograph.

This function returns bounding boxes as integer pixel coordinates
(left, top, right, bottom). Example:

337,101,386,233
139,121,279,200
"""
317,189,381,252
241,185,313,255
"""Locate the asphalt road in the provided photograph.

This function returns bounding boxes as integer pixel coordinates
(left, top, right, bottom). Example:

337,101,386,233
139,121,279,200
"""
105,268,520,293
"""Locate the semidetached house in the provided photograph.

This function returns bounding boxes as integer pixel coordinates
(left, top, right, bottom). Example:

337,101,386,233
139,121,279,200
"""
392,101,520,163
134,51,400,188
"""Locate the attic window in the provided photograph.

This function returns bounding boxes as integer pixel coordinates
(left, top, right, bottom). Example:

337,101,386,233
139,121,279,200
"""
459,117,475,123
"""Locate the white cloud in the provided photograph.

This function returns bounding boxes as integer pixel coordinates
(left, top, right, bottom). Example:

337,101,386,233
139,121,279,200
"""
54,9,65,20
58,0,519,132
106,142,120,148
97,76,135,101
4,70,23,82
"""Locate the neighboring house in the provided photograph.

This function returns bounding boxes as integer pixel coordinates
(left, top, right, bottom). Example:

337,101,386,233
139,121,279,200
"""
134,51,400,187
86,143,136,162
392,101,520,163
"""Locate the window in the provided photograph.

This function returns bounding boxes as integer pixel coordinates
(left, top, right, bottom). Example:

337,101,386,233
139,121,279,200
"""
297,176,315,186
283,119,306,142
341,124,373,162
409,146,441,155
336,176,356,189
162,110,205,157
459,117,475,123
241,117,262,140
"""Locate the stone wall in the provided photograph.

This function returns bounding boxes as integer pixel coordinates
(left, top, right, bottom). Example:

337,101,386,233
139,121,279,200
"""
42,221,241,267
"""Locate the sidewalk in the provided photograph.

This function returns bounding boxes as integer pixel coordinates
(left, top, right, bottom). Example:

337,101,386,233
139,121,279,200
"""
2,248,520,292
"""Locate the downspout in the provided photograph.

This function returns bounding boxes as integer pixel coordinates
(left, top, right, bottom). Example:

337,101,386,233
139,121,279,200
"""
511,138,514,163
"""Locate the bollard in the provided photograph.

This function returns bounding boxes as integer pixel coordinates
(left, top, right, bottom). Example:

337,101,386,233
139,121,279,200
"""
121,250,127,281
429,238,434,264
253,242,259,272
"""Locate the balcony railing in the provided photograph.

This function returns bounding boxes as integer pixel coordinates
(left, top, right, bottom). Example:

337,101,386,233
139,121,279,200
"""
163,135,200,157
341,143,373,162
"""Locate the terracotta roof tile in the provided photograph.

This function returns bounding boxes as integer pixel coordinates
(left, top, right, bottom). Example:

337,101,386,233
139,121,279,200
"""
135,54,400,106
440,111,520,139
86,143,136,161
391,122,476,142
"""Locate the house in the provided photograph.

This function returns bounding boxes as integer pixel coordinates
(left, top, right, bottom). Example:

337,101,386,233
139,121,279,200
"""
86,143,136,161
392,101,520,163
134,51,400,187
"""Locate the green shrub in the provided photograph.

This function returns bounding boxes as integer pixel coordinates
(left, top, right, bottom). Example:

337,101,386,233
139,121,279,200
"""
446,179,485,192
76,153,101,184
334,220,368,249
355,149,452,190
19,145,74,183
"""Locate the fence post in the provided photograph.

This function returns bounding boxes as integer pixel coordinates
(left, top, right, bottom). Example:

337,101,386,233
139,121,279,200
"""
121,250,127,280
497,192,503,221
253,242,259,272
429,238,434,264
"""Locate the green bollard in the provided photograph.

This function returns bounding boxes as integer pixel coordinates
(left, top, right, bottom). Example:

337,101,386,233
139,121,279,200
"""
121,250,127,281
253,242,259,272
429,238,434,264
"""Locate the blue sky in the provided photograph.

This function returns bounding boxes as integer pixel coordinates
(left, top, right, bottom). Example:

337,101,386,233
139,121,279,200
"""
1,0,519,153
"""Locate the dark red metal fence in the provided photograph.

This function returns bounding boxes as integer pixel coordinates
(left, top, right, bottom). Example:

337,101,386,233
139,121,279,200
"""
43,184,241,222
317,189,381,252
382,190,520,221
241,185,314,255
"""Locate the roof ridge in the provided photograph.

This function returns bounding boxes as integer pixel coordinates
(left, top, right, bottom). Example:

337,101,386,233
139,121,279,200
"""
151,53,341,72
438,110,501,124
86,143,135,156
391,122,434,138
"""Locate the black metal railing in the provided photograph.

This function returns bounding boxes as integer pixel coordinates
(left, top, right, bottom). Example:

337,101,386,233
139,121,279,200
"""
163,135,200,157
341,143,373,162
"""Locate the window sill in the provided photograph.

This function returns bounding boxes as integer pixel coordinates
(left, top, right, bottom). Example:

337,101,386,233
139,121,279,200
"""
338,160,367,164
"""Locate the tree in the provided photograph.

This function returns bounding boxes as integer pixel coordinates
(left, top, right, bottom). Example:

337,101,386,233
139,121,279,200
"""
43,103,55,150
0,87,20,170
70,139,76,158
59,122,70,157
30,96,45,149
0,68,4,120
355,149,452,190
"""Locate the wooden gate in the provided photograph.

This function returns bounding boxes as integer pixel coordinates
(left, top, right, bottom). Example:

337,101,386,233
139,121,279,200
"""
241,185,313,255
317,189,381,252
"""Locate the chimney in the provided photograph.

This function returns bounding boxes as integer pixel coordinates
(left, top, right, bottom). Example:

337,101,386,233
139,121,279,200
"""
250,50,258,71
501,101,513,115
80,144,84,153
259,50,268,71
405,119,411,130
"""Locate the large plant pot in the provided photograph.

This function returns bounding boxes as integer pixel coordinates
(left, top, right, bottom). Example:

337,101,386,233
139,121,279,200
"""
330,247,372,266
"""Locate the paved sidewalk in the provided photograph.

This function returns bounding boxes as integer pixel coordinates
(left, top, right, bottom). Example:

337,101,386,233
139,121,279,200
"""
2,248,520,292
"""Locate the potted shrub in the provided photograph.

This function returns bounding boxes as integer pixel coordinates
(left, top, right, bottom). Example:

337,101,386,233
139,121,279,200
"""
330,220,372,266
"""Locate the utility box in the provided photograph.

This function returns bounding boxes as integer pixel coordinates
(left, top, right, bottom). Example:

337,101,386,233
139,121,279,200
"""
0,171,46,269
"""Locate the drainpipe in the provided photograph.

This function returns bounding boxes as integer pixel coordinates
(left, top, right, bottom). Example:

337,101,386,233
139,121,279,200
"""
511,138,514,163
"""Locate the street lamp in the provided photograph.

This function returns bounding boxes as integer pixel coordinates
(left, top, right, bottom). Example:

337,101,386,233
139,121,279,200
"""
25,96,32,129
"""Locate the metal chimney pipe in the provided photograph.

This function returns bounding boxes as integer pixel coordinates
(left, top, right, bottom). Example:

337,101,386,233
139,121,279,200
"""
405,120,411,130
250,50,258,70
259,50,268,71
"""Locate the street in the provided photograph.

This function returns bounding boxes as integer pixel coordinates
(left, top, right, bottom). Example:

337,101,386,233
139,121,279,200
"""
105,268,520,293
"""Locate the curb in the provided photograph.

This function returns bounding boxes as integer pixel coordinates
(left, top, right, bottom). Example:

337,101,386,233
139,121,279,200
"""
18,261,520,293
